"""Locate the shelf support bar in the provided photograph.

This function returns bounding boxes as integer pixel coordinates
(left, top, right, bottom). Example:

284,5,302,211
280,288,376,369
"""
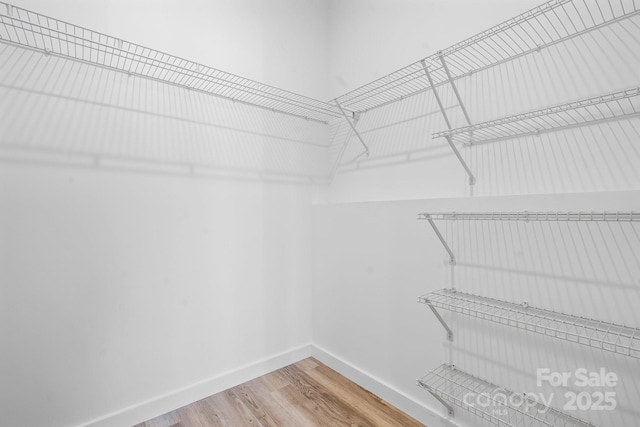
423,299,454,341
335,101,369,156
421,60,451,130
438,51,471,126
421,60,475,185
444,135,475,185
329,112,361,182
424,215,456,265
424,388,455,417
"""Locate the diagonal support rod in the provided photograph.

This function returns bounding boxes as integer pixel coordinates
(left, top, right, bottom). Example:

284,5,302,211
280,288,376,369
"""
422,297,454,341
444,136,476,185
421,60,451,130
421,61,475,185
335,101,369,156
438,51,471,126
329,113,361,182
423,387,455,417
424,215,456,265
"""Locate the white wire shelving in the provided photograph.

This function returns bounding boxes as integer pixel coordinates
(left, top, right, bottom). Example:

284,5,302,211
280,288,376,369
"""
432,87,640,144
418,211,640,264
333,0,640,114
418,211,640,222
0,2,342,124
419,289,640,359
417,364,596,426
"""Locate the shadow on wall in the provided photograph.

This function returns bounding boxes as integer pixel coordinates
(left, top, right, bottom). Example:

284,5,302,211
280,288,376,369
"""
328,12,640,196
427,218,640,426
0,43,329,185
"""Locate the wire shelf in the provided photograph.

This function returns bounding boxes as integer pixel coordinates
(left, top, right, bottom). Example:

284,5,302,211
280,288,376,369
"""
0,2,341,123
419,289,640,359
432,87,640,144
418,211,640,222
333,0,640,113
417,364,596,426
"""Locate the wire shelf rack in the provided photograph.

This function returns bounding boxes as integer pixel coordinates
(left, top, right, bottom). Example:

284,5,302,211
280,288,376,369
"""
432,87,640,144
0,2,341,123
418,211,640,222
417,364,596,426
419,289,640,359
333,0,640,113
419,211,639,265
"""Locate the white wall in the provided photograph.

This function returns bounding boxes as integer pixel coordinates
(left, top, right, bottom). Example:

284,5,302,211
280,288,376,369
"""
314,2,640,427
327,0,542,99
326,0,640,202
0,168,315,427
2,1,640,426
9,0,330,100
312,191,640,427
0,1,328,426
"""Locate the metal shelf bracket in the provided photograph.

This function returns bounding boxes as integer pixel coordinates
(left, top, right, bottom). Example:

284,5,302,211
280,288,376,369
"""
422,214,456,265
437,51,471,126
335,101,369,158
420,296,454,341
421,60,476,186
422,385,455,417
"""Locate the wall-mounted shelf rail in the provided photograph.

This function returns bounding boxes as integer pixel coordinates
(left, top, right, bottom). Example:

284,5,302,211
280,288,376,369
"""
432,87,640,145
418,364,596,426
333,0,640,113
418,211,640,222
419,211,639,263
419,289,640,359
0,2,342,123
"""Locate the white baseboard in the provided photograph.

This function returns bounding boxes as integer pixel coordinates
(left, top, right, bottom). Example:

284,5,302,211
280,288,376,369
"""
77,343,457,427
77,344,313,427
311,345,453,427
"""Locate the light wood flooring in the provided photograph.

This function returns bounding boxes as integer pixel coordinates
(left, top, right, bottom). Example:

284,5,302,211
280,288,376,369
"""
135,357,425,427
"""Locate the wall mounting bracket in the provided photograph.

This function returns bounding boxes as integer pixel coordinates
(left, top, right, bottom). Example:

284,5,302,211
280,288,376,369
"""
419,295,454,341
420,60,475,186
335,101,369,158
420,213,456,265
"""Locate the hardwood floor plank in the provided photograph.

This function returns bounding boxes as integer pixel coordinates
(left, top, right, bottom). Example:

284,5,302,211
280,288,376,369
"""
272,383,332,427
258,366,291,393
134,410,182,427
277,364,378,426
137,358,426,427
208,388,264,427
294,357,319,372
194,397,229,427
307,362,425,427
234,379,300,427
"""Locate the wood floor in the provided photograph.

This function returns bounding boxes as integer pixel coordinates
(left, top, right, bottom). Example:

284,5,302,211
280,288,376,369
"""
135,358,425,427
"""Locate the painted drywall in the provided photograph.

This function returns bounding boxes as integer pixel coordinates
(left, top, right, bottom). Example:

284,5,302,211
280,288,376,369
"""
7,0,330,101
325,0,640,202
316,2,640,426
0,165,316,427
2,1,640,426
326,0,543,99
0,1,328,426
312,190,640,427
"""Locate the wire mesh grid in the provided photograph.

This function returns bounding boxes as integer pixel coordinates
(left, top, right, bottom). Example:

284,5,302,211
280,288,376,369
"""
0,2,341,123
418,211,640,222
419,289,640,358
333,0,640,113
417,364,596,427
432,87,640,144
